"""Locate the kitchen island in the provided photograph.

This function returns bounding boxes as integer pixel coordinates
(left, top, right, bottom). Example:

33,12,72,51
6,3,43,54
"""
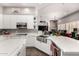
0,32,42,56
1,33,79,56
48,36,79,56
0,35,27,56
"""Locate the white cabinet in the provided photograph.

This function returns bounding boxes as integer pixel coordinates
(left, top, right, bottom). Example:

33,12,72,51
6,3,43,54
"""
25,15,34,29
3,15,16,29
3,15,35,29
9,15,16,29
26,35,36,47
3,15,10,29
16,15,34,29
0,7,3,29
16,15,27,22
35,39,51,55
26,34,51,55
0,14,3,29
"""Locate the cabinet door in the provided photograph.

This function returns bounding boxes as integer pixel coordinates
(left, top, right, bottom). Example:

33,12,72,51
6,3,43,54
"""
9,15,16,29
16,15,26,22
26,15,34,29
3,15,16,29
16,15,34,29
40,42,50,54
0,14,2,29
35,39,41,49
3,15,10,29
35,39,51,55
26,35,36,47
0,7,3,29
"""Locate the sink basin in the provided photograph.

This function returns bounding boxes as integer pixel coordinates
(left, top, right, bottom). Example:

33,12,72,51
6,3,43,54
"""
38,35,48,38
37,35,49,43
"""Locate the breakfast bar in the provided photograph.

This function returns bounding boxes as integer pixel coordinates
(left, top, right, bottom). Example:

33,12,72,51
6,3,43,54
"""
47,36,79,56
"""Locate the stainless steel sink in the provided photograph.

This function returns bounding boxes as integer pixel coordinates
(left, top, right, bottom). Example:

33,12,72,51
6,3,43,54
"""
38,35,49,38
37,35,49,43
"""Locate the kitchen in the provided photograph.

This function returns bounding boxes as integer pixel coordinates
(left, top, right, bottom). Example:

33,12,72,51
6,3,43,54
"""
0,3,79,56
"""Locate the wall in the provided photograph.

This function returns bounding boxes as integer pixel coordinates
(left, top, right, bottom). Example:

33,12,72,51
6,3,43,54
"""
3,7,36,15
38,4,79,22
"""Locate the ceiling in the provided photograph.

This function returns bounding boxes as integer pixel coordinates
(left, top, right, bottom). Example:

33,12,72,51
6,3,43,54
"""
0,3,79,19
38,3,79,19
0,3,47,8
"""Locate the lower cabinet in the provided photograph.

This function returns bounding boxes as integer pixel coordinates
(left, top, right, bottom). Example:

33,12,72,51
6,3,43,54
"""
26,34,52,55
26,35,36,47
35,39,52,55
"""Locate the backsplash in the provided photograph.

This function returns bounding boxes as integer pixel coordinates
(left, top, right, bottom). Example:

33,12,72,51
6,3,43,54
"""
0,29,38,34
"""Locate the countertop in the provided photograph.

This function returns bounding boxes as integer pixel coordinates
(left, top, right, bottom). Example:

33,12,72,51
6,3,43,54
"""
48,36,79,53
0,32,41,56
0,35,27,56
2,32,79,56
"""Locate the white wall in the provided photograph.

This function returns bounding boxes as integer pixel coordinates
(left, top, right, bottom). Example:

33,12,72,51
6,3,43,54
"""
3,7,36,15
38,4,79,22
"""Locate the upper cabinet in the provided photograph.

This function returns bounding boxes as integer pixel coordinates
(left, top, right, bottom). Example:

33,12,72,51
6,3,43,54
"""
3,15,35,29
0,7,3,29
24,15,34,29
16,15,34,29
3,15,16,29
2,7,37,29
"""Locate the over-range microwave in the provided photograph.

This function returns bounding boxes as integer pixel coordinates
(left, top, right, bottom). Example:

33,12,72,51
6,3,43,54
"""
16,22,27,29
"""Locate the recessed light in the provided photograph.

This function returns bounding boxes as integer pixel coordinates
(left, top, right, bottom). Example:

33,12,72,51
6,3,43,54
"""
24,8,30,12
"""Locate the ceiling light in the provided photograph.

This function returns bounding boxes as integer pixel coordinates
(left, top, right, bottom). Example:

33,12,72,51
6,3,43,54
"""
24,8,30,12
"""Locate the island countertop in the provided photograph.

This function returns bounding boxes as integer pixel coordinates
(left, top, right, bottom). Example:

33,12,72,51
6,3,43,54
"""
47,36,79,56
0,35,27,56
